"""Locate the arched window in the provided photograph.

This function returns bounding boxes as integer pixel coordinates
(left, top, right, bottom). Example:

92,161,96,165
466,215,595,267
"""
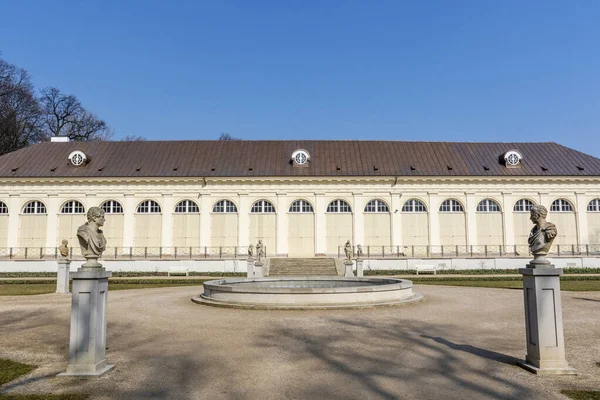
588,199,600,212
61,200,85,214
327,199,352,213
477,199,501,212
22,201,47,214
175,200,199,213
401,199,427,212
213,200,237,213
100,200,123,214
364,199,390,213
251,200,275,213
289,200,314,213
0,201,8,214
439,199,464,212
551,199,573,212
514,199,535,212
137,200,161,213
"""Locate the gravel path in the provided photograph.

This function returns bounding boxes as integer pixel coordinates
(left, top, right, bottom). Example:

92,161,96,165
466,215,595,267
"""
0,285,598,399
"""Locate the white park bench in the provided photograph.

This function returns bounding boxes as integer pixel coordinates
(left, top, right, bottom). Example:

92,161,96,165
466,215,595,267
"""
415,264,437,275
167,266,189,277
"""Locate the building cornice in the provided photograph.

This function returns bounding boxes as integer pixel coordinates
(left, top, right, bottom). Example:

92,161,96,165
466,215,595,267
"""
0,175,599,186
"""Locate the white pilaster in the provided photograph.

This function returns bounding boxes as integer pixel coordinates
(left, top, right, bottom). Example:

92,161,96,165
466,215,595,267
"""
45,195,59,248
276,194,288,256
428,193,441,246
314,194,326,255
502,193,515,246
161,194,173,248
575,193,588,245
122,194,135,248
353,194,365,247
7,195,20,248
465,193,477,246
238,194,250,247
199,194,212,247
539,192,551,210
391,194,402,246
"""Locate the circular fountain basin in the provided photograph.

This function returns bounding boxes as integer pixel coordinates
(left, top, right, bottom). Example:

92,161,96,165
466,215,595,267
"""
192,276,423,309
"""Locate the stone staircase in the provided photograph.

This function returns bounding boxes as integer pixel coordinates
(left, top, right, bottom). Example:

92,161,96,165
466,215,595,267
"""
269,258,338,276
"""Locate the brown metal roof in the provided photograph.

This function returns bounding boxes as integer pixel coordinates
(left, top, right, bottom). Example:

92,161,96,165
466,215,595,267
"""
1,140,599,178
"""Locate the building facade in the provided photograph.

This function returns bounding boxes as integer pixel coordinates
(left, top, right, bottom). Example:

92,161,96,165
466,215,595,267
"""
0,140,599,258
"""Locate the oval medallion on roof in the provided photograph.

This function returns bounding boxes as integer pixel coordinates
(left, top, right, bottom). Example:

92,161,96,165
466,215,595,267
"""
68,150,87,166
291,149,310,166
504,150,522,167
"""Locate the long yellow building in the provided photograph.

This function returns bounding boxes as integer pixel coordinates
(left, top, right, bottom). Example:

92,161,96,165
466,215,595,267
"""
0,139,599,259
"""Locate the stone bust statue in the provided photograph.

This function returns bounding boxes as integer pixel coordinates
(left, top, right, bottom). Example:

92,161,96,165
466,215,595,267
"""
58,239,69,258
356,244,363,259
248,244,254,258
77,207,106,268
528,205,557,267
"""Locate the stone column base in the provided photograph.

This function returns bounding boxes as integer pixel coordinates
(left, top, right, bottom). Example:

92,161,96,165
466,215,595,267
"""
516,361,577,375
255,262,264,278
59,268,113,378
344,261,354,277
518,266,576,376
356,259,364,277
59,363,115,377
56,259,70,294
247,258,255,278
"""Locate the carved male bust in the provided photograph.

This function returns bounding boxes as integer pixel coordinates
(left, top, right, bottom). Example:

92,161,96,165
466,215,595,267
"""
58,239,69,258
356,244,363,259
77,207,107,261
528,205,557,266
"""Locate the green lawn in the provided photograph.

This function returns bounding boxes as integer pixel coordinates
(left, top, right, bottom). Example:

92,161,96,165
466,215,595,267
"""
0,358,86,399
561,390,600,400
412,279,600,291
0,282,206,296
0,395,88,400
0,359,35,386
1,277,599,296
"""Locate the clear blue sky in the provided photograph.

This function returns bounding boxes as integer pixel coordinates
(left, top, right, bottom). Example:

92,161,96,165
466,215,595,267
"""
1,1,599,156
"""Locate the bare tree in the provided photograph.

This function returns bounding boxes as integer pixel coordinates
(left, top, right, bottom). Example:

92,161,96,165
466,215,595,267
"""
121,134,147,141
219,132,241,140
0,58,43,155
39,87,112,141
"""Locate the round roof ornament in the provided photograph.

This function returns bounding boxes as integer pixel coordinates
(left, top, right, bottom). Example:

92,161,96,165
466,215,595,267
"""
291,149,310,166
504,150,522,167
68,150,87,167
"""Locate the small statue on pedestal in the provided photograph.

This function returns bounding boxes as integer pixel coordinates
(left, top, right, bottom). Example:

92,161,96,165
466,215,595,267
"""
58,239,69,259
256,240,265,262
528,205,557,267
77,207,106,268
344,240,352,262
248,244,254,259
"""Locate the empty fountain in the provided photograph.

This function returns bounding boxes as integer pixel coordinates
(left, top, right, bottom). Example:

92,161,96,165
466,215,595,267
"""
192,276,423,309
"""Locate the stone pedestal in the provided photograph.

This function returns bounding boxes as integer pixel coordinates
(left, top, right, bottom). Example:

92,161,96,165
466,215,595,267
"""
344,261,354,277
356,259,364,277
254,262,264,278
59,268,114,377
247,258,255,278
56,259,70,294
517,266,576,375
